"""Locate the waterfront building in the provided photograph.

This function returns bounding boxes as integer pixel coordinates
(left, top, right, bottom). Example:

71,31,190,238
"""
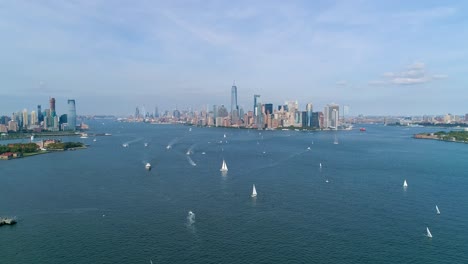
253,94,260,118
213,105,218,125
0,124,7,133
68,99,77,131
264,104,273,115
301,111,308,127
306,103,313,127
230,82,239,124
324,104,339,129
218,105,228,118
311,112,321,128
135,107,140,119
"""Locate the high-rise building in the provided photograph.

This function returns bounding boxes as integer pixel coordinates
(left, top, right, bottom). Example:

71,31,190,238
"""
49,97,56,117
68,99,77,130
264,104,273,115
311,112,321,128
135,107,140,119
31,111,37,125
8,120,18,132
230,82,239,124
22,109,28,128
324,104,339,129
37,105,43,122
306,103,313,127
213,105,218,125
154,107,159,118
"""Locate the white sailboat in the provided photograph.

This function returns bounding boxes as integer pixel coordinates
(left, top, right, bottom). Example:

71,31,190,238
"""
251,184,257,198
403,180,408,188
220,160,228,172
224,133,227,138
436,205,440,215
426,227,433,238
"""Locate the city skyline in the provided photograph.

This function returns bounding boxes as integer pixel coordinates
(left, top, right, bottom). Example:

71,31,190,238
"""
1,1,468,115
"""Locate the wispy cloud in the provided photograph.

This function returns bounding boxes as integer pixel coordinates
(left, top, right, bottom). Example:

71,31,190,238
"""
371,62,447,86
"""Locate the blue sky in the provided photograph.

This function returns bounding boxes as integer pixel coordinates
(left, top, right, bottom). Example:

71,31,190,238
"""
1,0,467,116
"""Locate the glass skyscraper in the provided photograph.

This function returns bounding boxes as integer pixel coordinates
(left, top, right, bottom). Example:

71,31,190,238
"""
231,82,239,124
67,99,76,131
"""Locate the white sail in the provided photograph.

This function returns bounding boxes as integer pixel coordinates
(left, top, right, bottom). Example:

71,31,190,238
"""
220,160,228,171
224,133,226,138
319,163,322,168
251,184,257,197
436,205,440,215
403,180,408,187
426,227,433,238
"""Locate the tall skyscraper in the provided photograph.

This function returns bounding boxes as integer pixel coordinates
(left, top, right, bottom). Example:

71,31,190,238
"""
154,107,159,118
22,109,28,128
37,105,43,122
230,81,239,124
31,111,37,125
213,105,218,125
264,103,273,115
253,94,260,118
306,103,313,127
67,99,76,131
49,97,56,117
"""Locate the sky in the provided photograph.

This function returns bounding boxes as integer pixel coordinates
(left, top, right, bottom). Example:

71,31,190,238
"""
1,0,467,116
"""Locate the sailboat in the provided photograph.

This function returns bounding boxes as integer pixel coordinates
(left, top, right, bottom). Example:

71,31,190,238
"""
319,163,322,168
251,184,257,197
403,180,408,188
333,135,339,145
426,227,433,238
220,160,228,172
224,133,227,138
436,205,440,215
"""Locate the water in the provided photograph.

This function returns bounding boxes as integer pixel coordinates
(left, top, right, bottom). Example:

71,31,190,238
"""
1,122,467,263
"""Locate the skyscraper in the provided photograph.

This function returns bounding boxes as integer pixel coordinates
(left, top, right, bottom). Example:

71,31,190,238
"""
230,81,239,124
22,109,28,128
306,103,313,127
31,111,37,125
324,104,339,129
67,99,76,130
135,107,140,119
37,105,43,122
49,97,56,117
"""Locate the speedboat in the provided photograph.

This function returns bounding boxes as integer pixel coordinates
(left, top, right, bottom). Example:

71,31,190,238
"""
145,163,151,170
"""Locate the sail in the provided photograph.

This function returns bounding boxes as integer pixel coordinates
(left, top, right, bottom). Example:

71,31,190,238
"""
220,160,228,171
436,205,440,215
251,184,257,197
319,163,322,168
426,227,433,238
403,180,408,187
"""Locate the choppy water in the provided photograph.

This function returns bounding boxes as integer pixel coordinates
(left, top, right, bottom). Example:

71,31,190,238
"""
1,122,467,263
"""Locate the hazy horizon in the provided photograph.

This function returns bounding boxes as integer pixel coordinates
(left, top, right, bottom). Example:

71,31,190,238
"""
1,1,467,116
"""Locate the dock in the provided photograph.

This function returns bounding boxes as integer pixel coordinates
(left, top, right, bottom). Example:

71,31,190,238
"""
0,217,17,226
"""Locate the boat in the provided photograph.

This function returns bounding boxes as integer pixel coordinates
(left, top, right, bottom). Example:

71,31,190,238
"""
93,138,97,142
144,143,148,147
436,205,440,215
104,133,112,136
0,217,17,226
166,145,171,149
189,128,192,132
360,127,366,132
122,144,128,148
201,152,206,155
426,227,433,238
145,163,151,170
220,159,228,172
333,135,339,145
325,179,329,183
251,184,257,197
224,133,226,138
80,134,88,139
403,180,408,187
307,147,311,150
319,163,322,168
30,135,34,141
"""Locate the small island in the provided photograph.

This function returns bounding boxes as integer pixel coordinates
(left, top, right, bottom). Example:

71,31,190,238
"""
414,130,468,144
0,140,86,160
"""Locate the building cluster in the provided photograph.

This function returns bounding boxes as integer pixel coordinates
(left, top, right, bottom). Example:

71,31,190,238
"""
0,98,79,133
129,83,349,130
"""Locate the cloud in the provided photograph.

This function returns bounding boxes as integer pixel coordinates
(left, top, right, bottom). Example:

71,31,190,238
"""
371,62,447,86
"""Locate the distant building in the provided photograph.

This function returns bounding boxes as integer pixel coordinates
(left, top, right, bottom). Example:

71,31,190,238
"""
264,104,273,115
37,105,43,122
0,124,7,133
67,99,77,130
8,120,18,132
22,109,28,128
230,82,239,124
324,104,339,129
306,103,313,127
49,97,56,117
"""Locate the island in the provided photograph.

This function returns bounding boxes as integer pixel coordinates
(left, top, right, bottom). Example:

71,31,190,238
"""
0,140,86,160
414,130,468,144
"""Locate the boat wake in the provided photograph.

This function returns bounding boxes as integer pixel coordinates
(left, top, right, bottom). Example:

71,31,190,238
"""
166,137,180,149
122,137,144,147
187,211,195,225
186,156,197,166
186,143,197,155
